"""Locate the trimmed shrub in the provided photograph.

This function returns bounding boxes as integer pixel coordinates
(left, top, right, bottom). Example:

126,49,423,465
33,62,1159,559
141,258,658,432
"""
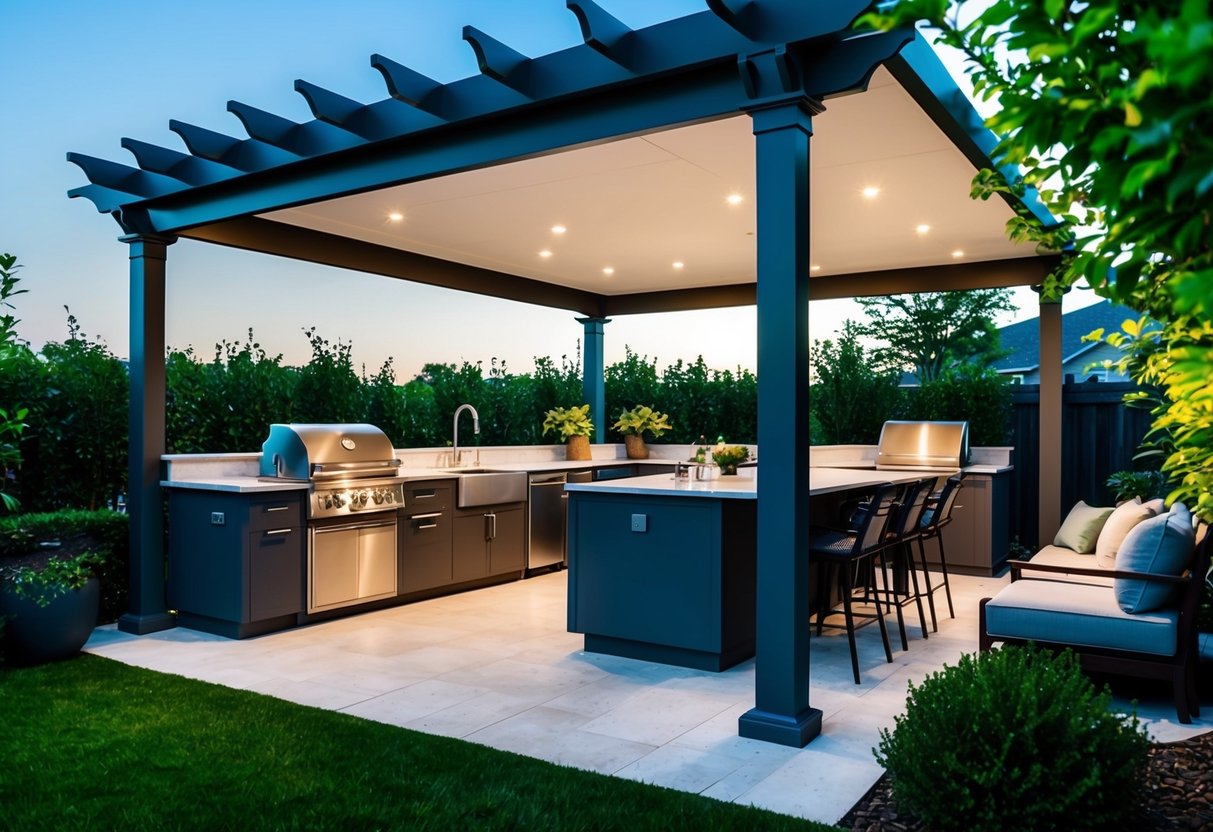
0,509,129,624
875,645,1149,832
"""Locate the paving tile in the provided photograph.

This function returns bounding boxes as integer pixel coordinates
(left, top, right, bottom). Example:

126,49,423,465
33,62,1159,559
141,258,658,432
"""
340,678,487,727
614,744,747,792
466,706,655,775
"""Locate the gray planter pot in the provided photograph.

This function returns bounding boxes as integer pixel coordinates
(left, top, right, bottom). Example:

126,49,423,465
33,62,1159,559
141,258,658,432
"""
0,577,100,666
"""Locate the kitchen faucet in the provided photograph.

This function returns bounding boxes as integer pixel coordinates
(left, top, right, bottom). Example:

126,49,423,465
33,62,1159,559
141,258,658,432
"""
452,404,480,467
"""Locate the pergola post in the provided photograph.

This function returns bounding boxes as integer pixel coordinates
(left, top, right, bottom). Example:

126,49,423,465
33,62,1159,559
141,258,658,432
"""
737,99,820,747
118,234,176,635
1038,295,1064,544
577,316,610,443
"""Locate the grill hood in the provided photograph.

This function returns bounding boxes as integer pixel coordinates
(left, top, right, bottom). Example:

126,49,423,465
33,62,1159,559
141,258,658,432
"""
259,423,401,481
875,420,969,470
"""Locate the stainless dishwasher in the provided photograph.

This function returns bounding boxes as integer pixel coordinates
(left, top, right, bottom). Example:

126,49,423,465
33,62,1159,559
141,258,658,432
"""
527,471,592,574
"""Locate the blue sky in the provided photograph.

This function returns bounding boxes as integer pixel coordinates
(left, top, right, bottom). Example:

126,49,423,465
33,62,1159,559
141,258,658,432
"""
0,0,1090,381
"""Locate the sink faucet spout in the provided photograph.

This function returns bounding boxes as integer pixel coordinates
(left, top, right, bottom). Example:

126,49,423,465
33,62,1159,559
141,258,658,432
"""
452,404,480,467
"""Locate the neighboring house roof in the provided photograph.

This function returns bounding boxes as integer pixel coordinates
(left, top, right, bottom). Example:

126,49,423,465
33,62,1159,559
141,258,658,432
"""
991,299,1141,374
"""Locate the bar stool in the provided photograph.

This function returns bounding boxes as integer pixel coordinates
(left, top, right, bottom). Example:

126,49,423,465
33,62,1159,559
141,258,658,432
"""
916,473,964,626
877,477,936,643
810,482,899,685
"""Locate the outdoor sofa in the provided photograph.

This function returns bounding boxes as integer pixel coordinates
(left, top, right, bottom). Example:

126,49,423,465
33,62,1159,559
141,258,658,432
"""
979,498,1211,723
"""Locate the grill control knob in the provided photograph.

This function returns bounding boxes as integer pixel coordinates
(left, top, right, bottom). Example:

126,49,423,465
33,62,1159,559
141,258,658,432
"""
358,490,368,506
384,490,395,503
333,493,345,508
321,495,332,509
372,490,384,505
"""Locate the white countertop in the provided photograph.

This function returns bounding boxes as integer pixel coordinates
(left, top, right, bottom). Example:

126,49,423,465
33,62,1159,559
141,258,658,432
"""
567,471,759,499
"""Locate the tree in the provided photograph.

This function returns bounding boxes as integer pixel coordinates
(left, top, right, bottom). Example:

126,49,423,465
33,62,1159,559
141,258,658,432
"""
0,254,29,512
854,289,1014,383
809,321,904,444
860,0,1213,521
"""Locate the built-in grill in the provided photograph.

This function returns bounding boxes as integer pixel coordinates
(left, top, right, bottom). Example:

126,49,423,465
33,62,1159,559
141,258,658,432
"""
260,423,404,614
875,420,969,471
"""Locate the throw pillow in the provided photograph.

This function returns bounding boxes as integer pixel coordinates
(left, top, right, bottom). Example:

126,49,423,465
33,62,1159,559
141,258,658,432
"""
1054,500,1114,554
1114,503,1196,614
1095,497,1156,569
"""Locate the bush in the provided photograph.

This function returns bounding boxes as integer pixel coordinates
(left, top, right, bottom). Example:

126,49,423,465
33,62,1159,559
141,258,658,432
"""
809,322,903,444
0,509,129,624
875,646,1148,832
908,363,1012,446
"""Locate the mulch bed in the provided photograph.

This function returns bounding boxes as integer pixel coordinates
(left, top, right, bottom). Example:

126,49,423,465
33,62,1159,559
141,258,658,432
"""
840,731,1213,831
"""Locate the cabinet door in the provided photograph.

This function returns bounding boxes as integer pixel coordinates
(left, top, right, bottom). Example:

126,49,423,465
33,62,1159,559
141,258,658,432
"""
357,522,398,600
399,510,453,593
311,527,359,610
248,526,303,621
452,512,489,582
488,507,526,576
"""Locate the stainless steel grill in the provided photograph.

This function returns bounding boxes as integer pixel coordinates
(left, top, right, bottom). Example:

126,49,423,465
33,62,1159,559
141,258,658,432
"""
875,420,969,471
260,423,404,614
260,423,404,520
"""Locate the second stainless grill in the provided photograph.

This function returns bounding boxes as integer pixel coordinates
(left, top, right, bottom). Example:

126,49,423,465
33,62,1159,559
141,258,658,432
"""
875,421,969,471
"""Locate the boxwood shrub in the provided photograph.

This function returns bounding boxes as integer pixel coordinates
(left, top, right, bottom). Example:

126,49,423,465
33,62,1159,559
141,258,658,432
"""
875,645,1149,831
0,509,129,624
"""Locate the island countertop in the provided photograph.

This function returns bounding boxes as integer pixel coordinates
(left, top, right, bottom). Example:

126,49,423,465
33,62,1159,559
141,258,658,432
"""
565,466,939,500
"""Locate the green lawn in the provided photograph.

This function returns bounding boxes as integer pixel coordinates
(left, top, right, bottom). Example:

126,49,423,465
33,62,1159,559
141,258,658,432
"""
0,655,834,831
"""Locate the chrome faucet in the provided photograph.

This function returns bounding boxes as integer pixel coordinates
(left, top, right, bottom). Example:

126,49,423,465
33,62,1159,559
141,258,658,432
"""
452,404,480,467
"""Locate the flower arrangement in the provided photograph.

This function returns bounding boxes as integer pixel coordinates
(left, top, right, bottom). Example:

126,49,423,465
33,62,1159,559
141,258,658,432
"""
710,443,750,475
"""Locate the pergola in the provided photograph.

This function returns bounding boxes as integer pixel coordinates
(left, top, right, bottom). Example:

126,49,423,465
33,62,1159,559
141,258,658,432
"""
69,0,1064,747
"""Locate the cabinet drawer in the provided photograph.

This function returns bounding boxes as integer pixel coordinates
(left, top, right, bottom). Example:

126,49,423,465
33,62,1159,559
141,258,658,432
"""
248,494,303,531
248,527,303,621
404,481,452,513
399,510,453,593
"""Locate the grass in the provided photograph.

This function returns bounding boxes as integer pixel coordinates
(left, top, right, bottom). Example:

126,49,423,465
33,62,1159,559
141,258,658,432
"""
0,655,834,831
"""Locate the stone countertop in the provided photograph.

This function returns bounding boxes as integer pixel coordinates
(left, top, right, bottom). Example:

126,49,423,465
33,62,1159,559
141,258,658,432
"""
566,470,759,499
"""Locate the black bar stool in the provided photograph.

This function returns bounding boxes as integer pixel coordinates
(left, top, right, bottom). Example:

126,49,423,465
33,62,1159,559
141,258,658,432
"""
916,473,964,627
878,477,936,643
810,482,899,685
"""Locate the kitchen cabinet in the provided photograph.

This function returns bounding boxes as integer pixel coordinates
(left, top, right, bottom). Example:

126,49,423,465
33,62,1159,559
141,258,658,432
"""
398,480,454,594
922,472,1011,576
453,505,525,582
167,489,306,638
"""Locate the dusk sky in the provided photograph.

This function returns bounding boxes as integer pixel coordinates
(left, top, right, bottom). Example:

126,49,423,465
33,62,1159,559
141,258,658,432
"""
2,1,1094,382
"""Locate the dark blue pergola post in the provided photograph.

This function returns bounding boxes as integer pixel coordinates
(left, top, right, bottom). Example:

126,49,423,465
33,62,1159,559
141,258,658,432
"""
577,316,610,442
118,234,176,635
738,98,820,747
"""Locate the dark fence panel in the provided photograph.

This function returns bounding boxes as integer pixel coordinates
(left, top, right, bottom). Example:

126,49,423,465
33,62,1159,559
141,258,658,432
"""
1009,379,1154,548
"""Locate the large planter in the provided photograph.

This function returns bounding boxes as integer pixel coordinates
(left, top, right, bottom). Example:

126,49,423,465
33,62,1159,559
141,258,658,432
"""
566,435,592,461
0,577,100,666
624,435,649,460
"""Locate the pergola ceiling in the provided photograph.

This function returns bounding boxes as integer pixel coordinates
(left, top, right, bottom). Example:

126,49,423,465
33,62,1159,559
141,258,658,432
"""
265,66,1034,298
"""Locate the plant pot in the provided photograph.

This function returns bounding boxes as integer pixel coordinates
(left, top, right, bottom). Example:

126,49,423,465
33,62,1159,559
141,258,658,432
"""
566,434,592,461
624,435,649,460
719,464,739,476
0,577,100,666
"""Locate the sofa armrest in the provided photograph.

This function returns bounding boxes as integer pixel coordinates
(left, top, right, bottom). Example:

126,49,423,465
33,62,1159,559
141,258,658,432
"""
1007,558,1191,585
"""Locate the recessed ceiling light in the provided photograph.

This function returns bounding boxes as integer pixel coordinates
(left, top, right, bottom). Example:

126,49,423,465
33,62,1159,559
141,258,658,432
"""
952,249,965,258
916,224,931,235
551,225,567,235
672,261,684,270
810,264,822,272
602,267,615,276
387,211,404,222
861,186,880,199
539,250,553,259
726,193,744,206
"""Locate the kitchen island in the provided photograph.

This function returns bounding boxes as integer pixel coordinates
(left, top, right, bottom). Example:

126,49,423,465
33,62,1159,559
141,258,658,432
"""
565,468,929,671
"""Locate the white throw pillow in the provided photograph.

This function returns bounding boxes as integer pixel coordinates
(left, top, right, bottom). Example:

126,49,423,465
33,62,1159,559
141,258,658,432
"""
1095,497,1156,569
1114,503,1196,613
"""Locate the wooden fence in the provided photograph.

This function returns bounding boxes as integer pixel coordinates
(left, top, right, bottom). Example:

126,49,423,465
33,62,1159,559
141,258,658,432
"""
1008,379,1155,548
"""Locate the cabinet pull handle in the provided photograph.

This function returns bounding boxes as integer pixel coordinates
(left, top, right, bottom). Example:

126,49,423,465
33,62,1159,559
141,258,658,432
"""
488,512,497,540
264,506,291,512
264,528,292,536
417,522,438,530
413,490,436,499
411,512,443,520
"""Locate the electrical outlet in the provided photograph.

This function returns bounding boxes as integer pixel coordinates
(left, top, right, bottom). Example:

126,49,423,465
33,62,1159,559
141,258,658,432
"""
630,513,647,533
210,512,225,526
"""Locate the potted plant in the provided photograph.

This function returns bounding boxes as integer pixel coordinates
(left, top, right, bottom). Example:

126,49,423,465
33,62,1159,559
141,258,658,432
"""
711,443,750,475
542,404,594,461
0,549,102,665
611,405,672,459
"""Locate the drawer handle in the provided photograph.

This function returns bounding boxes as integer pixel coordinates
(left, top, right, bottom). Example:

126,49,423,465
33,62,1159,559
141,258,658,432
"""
411,512,443,520
416,522,439,530
264,506,291,512
263,528,293,536
413,490,436,499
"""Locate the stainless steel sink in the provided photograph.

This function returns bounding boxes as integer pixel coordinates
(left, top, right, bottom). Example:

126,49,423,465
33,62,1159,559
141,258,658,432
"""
441,469,528,507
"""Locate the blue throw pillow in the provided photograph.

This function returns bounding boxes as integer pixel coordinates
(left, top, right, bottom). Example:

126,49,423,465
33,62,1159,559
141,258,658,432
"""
1114,503,1195,614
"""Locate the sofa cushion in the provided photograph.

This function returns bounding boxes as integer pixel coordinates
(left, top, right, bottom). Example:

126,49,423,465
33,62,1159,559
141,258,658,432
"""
1095,498,1157,569
1027,546,1114,587
1114,503,1196,614
1054,501,1114,553
985,579,1178,656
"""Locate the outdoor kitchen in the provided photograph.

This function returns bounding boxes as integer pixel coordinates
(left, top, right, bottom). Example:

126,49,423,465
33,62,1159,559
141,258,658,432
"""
161,418,1011,647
